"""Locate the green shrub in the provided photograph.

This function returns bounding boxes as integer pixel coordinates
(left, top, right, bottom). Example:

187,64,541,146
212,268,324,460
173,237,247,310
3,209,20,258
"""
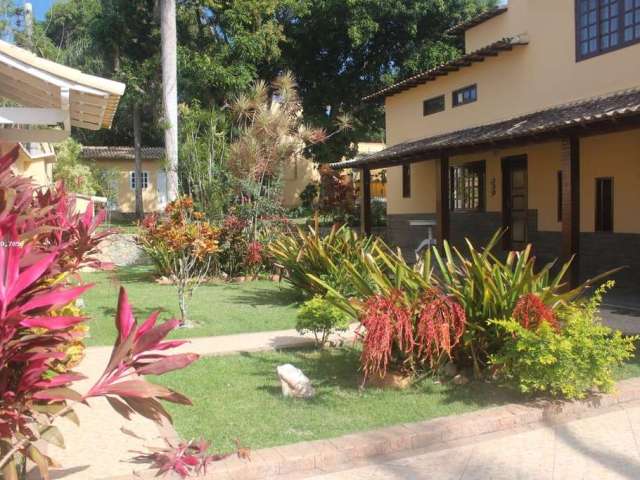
430,230,608,375
269,225,380,298
312,229,612,379
490,283,637,399
296,296,350,347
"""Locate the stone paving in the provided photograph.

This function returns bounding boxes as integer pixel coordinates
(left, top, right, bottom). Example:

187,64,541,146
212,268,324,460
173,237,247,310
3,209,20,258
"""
304,401,640,480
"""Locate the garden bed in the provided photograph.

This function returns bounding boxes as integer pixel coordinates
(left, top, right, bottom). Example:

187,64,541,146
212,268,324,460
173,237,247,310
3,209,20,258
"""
79,266,300,346
155,347,640,454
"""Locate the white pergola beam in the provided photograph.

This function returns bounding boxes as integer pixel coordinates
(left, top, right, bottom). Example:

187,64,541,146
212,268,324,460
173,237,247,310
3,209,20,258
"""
0,107,65,125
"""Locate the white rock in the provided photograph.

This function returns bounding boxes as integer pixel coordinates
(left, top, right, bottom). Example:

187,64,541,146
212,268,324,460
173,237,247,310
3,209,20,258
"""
277,364,315,399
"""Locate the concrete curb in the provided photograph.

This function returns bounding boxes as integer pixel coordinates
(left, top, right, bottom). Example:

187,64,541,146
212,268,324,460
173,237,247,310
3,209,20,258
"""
109,376,640,480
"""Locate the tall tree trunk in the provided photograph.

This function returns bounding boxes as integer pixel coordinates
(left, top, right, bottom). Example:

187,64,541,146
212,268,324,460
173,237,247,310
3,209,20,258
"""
160,0,179,202
134,103,144,220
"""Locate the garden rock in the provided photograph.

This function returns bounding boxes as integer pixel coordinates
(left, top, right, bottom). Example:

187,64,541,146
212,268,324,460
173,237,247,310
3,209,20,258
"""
277,364,315,399
95,234,149,267
452,374,470,385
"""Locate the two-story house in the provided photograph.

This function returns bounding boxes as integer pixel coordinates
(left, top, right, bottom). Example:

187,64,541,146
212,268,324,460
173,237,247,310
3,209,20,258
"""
334,0,640,290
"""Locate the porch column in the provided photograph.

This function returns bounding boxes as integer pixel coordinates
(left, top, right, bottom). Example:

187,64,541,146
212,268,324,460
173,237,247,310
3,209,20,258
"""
359,167,372,237
561,136,580,288
435,155,450,245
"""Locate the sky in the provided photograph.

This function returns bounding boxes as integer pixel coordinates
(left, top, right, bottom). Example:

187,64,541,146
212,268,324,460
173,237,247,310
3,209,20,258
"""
18,0,57,21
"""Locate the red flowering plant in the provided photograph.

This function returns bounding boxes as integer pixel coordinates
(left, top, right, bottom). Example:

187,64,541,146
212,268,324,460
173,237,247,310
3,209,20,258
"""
311,242,466,382
512,293,560,331
0,147,199,479
245,241,263,278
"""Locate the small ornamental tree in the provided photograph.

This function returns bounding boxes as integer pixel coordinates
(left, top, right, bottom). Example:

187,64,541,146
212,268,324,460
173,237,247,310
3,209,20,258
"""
0,146,199,479
139,197,220,325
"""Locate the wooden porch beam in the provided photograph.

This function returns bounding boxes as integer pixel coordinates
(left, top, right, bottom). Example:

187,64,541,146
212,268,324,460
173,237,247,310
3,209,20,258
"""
435,155,450,246
561,136,580,288
359,167,372,237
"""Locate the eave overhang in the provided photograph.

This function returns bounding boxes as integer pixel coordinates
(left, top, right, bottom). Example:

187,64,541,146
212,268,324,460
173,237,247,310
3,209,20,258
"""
363,35,528,102
445,6,509,36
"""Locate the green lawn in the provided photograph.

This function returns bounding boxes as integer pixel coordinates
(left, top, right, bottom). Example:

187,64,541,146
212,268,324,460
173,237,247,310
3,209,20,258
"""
156,347,640,454
80,266,300,346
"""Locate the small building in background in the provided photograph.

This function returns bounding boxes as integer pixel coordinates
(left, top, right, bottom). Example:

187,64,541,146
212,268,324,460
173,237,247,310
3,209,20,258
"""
281,154,321,208
10,142,56,188
81,146,167,216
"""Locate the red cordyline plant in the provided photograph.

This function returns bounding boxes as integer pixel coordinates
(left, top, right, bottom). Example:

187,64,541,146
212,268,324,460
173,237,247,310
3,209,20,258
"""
133,437,232,478
0,146,199,479
512,293,560,331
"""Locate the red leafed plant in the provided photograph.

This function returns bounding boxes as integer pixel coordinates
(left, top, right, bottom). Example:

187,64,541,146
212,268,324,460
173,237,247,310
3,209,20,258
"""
415,289,467,368
0,146,199,479
357,288,467,382
134,438,232,478
512,293,559,331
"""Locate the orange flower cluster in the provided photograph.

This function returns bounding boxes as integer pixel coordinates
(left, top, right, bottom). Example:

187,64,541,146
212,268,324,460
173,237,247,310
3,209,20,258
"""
140,197,220,261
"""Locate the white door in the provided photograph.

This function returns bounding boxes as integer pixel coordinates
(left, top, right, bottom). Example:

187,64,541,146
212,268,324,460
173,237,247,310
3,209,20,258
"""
157,170,168,210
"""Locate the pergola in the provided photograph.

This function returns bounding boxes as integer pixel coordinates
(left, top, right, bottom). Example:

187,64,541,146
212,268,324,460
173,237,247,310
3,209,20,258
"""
0,40,125,143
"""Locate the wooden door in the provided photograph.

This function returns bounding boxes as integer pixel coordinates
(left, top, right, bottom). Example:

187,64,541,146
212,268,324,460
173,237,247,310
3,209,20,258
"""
502,155,528,251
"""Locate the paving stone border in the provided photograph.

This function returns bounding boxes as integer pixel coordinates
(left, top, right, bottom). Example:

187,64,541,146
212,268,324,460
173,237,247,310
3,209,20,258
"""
110,376,640,480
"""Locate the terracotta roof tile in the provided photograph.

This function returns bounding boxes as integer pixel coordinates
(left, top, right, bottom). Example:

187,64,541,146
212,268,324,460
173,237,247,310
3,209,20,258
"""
81,146,165,161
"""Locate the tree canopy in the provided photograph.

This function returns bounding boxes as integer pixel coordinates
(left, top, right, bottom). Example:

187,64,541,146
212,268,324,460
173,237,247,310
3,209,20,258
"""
21,0,493,162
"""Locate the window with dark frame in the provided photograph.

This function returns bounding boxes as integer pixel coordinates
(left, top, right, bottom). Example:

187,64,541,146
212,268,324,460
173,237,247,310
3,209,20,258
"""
557,171,563,222
402,164,411,198
450,161,485,211
576,0,640,60
452,84,477,107
129,171,149,190
423,95,445,116
595,177,613,232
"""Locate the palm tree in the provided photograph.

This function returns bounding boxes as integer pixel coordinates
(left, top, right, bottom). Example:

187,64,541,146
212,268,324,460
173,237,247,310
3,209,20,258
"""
160,0,179,202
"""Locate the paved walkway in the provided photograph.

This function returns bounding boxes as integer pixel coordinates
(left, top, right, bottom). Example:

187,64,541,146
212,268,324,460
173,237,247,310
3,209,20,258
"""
38,326,356,480
304,401,640,480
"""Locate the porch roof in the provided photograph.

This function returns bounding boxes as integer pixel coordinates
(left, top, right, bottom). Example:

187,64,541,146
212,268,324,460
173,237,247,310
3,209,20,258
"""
445,5,509,36
363,35,528,101
332,87,640,170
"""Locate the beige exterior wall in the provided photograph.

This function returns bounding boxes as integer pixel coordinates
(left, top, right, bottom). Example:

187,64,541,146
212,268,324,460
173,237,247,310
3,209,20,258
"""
385,0,640,147
281,156,320,207
93,159,163,213
387,130,640,234
2,142,56,189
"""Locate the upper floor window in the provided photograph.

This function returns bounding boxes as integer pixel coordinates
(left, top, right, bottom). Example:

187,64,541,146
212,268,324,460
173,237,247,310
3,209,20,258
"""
423,95,445,116
452,85,477,107
577,0,640,60
450,161,485,212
